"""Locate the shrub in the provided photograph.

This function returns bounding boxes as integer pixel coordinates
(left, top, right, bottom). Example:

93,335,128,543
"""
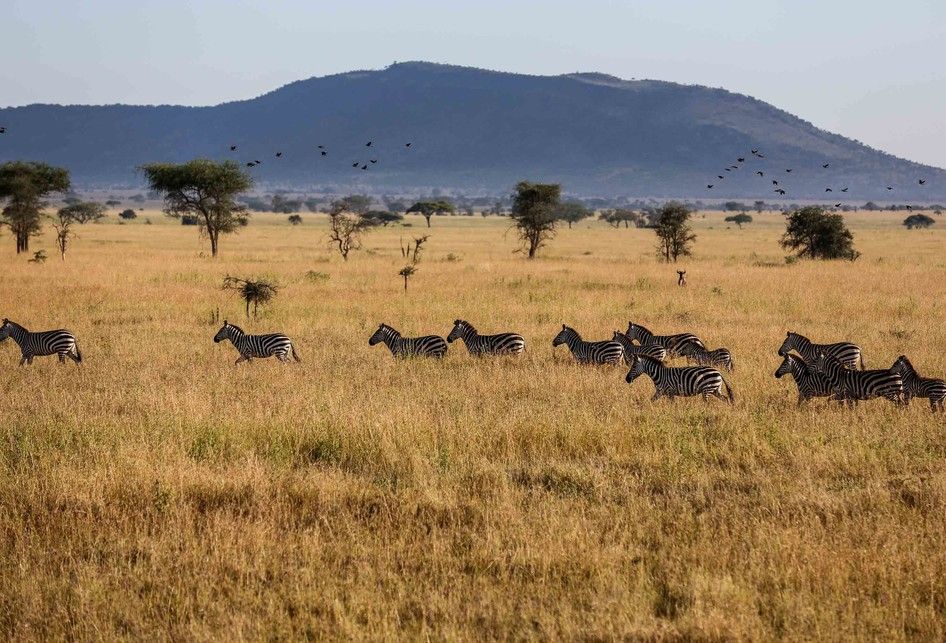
903,214,935,229
781,206,858,260
119,209,137,220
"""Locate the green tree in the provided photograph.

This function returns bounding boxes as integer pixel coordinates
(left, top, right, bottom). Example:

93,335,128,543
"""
903,213,935,229
724,213,753,228
60,201,106,224
407,200,455,228
0,161,71,254
555,201,592,228
654,202,696,262
139,159,252,257
781,206,858,260
510,181,561,259
599,208,642,229
360,210,403,227
327,199,373,260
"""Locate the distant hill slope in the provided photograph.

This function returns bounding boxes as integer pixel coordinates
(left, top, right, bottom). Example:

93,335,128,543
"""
1,61,943,199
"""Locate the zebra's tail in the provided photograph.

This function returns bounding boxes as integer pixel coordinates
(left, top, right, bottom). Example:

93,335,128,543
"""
859,352,865,370
723,377,735,404
291,344,301,362
73,344,83,364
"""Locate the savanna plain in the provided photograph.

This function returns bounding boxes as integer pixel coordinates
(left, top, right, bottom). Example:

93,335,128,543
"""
2,209,945,640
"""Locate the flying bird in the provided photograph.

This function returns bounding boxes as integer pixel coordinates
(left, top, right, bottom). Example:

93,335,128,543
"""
725,168,731,172
887,186,893,191
774,189,786,195
737,158,745,163
825,188,833,192
318,145,325,149
772,180,779,185
835,203,842,208
361,164,368,170
756,171,764,177
275,152,283,158
707,184,714,189
0,126,6,134
366,141,373,147
405,142,412,147
229,145,237,151
751,149,759,155
822,163,830,168
352,162,359,168
785,169,793,173
321,150,327,156
245,162,254,167
919,179,926,185
370,159,378,164
906,205,913,210
717,175,724,180
841,187,848,192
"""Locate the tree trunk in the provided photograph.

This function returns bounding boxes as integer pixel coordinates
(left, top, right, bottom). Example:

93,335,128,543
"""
424,215,431,228
210,232,219,257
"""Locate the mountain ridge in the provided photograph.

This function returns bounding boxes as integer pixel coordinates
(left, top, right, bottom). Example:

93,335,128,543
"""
0,61,942,199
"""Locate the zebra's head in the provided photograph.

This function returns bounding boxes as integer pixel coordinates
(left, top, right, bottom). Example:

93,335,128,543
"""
625,322,647,343
812,351,837,376
891,355,914,375
0,319,9,342
213,321,232,343
624,354,647,384
775,353,797,379
369,324,395,346
777,331,797,356
447,320,470,343
552,325,578,347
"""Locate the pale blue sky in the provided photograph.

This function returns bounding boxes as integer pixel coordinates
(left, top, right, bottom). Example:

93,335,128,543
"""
2,0,945,167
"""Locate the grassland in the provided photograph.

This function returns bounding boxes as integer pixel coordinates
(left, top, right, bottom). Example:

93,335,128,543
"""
2,209,946,640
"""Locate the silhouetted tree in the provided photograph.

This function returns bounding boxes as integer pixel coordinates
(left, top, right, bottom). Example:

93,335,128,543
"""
60,201,106,224
553,201,592,228
327,199,372,260
654,202,696,262
781,206,858,260
288,214,303,225
510,181,561,259
0,161,71,253
222,275,278,318
407,200,455,227
599,208,642,228
361,210,403,227
724,213,753,228
903,213,935,229
119,208,137,220
140,159,252,257
753,201,766,214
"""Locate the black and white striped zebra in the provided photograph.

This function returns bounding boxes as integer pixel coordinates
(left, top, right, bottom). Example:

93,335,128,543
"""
369,323,447,358
775,353,834,405
778,331,864,370
446,319,525,356
677,343,735,372
890,355,946,412
625,322,705,358
213,320,300,364
552,325,624,365
0,318,82,366
611,331,668,362
813,352,901,407
625,354,733,403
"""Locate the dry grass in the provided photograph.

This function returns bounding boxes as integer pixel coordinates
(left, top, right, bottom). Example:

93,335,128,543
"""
2,209,946,640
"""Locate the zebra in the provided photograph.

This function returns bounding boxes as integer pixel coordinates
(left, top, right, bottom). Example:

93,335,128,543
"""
369,323,447,358
213,320,300,364
446,319,525,356
625,354,733,403
0,318,82,366
677,343,735,372
778,331,864,370
890,355,946,412
552,325,624,365
812,352,902,407
774,353,834,405
624,322,705,358
611,331,668,362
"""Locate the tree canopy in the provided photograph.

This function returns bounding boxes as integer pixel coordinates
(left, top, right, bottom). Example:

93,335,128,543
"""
510,181,561,259
781,206,858,260
407,200,455,227
554,201,592,228
653,202,696,262
724,213,753,228
139,159,252,257
0,161,71,253
903,213,935,229
59,201,106,224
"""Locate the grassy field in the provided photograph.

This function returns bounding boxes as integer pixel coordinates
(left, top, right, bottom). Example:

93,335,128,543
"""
2,209,946,640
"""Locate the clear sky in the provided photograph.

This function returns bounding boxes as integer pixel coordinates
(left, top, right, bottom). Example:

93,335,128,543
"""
2,0,944,167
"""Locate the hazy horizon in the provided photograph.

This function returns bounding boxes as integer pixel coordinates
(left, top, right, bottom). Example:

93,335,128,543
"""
2,0,944,167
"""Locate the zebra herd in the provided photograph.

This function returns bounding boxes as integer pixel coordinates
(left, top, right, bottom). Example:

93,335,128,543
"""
3,316,945,412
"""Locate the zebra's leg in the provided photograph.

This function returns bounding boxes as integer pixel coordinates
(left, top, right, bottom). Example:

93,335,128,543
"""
903,393,913,407
58,353,66,364
796,394,806,407
234,355,249,364
19,354,29,366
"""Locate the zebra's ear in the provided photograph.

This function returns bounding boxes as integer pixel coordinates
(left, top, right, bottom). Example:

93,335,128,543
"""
454,319,460,325
562,324,566,330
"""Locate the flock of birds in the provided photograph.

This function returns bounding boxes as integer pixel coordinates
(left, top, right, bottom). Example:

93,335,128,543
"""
4,317,943,412
704,148,930,206
226,139,413,173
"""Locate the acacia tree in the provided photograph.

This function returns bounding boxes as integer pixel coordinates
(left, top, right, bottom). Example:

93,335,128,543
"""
555,201,592,229
724,213,753,228
654,202,696,262
510,181,561,259
139,159,252,257
51,203,104,260
781,206,858,260
327,199,372,260
0,161,71,254
407,200,455,227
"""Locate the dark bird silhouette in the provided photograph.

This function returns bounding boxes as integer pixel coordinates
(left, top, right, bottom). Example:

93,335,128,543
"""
841,187,848,192
887,186,893,191
825,188,833,192
229,144,237,151
756,171,764,177
245,162,254,167
785,169,793,173
370,159,378,164
352,162,359,167
772,180,779,185
405,142,412,147
737,158,745,163
321,151,327,156
275,152,283,158
822,163,830,168
317,145,325,149
361,164,368,170
254,160,261,165
366,141,373,147
725,168,731,172
751,149,759,155
707,184,714,189
835,203,842,208
730,165,739,170
906,205,913,210
919,179,927,185
756,154,765,158
0,126,6,134
717,175,724,180
774,189,787,195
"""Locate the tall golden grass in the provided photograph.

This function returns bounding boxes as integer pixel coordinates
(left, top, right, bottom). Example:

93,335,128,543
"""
1,209,945,639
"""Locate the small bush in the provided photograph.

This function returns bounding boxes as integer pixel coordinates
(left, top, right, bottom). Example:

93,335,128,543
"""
181,214,199,226
119,209,137,220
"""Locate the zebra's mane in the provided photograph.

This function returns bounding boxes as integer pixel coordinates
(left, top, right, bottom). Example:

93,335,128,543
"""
895,355,916,373
225,322,246,335
786,353,812,375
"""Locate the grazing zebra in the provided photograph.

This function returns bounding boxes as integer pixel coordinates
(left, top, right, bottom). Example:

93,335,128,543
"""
0,318,82,366
677,343,735,372
890,355,946,412
213,320,300,364
813,352,902,407
625,354,733,403
552,325,624,365
625,322,705,358
778,331,863,370
611,331,668,362
369,323,447,358
774,353,834,405
446,319,525,356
